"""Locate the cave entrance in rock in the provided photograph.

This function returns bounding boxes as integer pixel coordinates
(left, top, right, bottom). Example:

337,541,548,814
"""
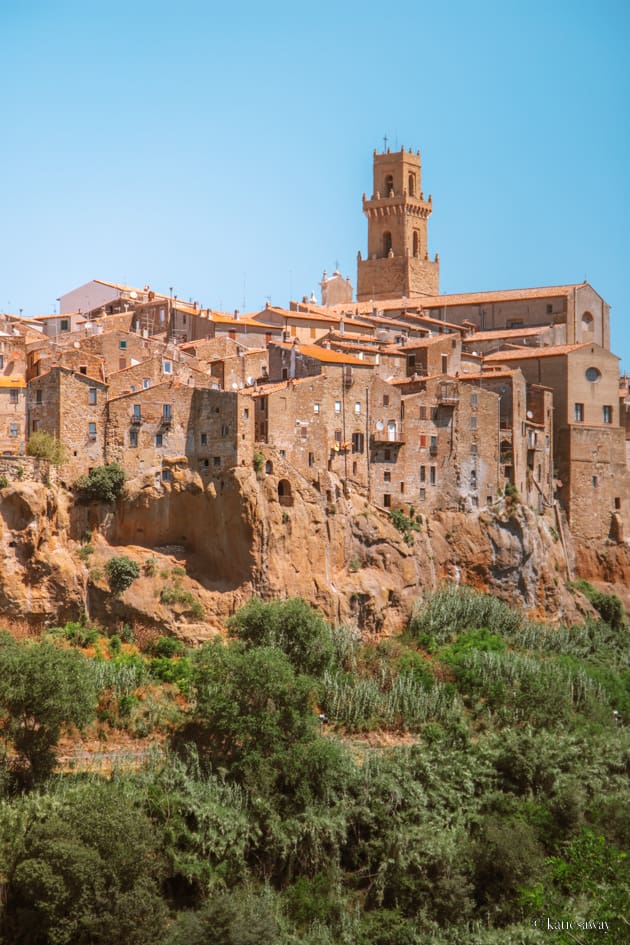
278,478,294,507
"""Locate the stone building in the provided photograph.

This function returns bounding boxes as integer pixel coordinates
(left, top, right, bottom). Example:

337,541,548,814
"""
105,380,254,483
483,343,629,540
357,147,440,301
0,378,27,456
27,368,108,480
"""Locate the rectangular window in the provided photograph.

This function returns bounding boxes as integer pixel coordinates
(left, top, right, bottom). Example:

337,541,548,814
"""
470,416,477,430
160,308,165,322
213,456,221,467
129,430,138,447
546,304,553,314
419,487,426,500
9,389,18,404
592,475,598,488
430,466,436,485
155,433,163,447
88,422,97,438
603,405,613,424
314,402,320,414
430,435,438,452
441,354,448,373
574,403,584,422
60,319,69,332
351,432,364,453
0,355,4,369
407,354,416,371
119,340,127,350
88,388,97,405
308,452,314,467
383,394,390,407
221,424,229,437
201,433,207,445
163,360,172,374
384,448,391,461
471,393,478,409
420,465,426,483
419,434,427,448
143,378,151,389
334,400,341,414
420,406,427,420
400,482,405,493
244,408,249,419
36,389,42,404
383,493,391,508
334,429,342,444
79,366,87,375
9,423,18,437
301,426,307,439
163,404,172,420
133,404,141,419
162,468,171,482
384,471,391,483
354,401,361,415
471,442,478,454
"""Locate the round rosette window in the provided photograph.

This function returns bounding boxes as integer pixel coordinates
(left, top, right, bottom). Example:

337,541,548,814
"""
585,366,601,382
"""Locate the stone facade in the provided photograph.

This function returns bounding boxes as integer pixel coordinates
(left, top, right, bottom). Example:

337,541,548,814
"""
0,379,27,456
357,147,440,301
27,368,108,481
106,381,254,483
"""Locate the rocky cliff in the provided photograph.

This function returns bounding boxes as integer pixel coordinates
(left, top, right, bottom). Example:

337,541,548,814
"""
1,458,628,637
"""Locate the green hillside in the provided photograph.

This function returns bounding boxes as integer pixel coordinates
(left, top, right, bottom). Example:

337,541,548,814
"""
0,587,628,944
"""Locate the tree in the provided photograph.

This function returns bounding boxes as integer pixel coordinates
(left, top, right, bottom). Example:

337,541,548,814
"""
73,463,126,503
228,598,335,677
26,431,67,466
1,781,167,945
105,556,140,595
0,635,97,786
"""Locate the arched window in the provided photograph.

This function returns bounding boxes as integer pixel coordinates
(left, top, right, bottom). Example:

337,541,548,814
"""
278,478,293,507
412,231,419,257
581,311,594,340
408,173,415,196
384,174,394,196
265,460,273,474
382,231,392,256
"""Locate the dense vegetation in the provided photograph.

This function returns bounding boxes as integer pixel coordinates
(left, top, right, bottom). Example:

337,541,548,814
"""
0,587,627,944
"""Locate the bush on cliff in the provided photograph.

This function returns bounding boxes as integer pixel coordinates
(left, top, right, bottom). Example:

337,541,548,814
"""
73,463,126,503
26,431,68,466
105,556,140,595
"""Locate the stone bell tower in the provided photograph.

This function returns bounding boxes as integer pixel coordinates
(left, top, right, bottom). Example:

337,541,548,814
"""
356,146,440,301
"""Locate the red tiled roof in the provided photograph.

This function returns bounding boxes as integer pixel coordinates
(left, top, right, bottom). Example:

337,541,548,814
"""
274,341,371,366
483,343,589,362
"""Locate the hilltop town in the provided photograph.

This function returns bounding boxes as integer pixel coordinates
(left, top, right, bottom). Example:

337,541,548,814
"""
1,146,629,628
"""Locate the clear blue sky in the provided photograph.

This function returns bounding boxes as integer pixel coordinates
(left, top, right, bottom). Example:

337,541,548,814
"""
1,0,629,370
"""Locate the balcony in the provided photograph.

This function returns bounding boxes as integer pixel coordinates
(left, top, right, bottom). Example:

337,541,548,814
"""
436,382,459,406
371,421,405,444
130,414,142,425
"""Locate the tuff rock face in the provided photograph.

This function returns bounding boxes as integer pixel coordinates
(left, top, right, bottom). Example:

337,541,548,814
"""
0,464,627,637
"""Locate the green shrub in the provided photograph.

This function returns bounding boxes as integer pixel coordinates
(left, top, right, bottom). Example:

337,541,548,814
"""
78,543,94,561
26,431,68,465
160,586,204,618
152,635,186,658
105,556,140,595
0,474,8,489
253,451,264,474
571,580,625,630
389,508,421,545
143,557,157,577
73,463,126,503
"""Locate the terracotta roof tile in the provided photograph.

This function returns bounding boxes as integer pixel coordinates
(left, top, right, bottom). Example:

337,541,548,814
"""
483,343,589,362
